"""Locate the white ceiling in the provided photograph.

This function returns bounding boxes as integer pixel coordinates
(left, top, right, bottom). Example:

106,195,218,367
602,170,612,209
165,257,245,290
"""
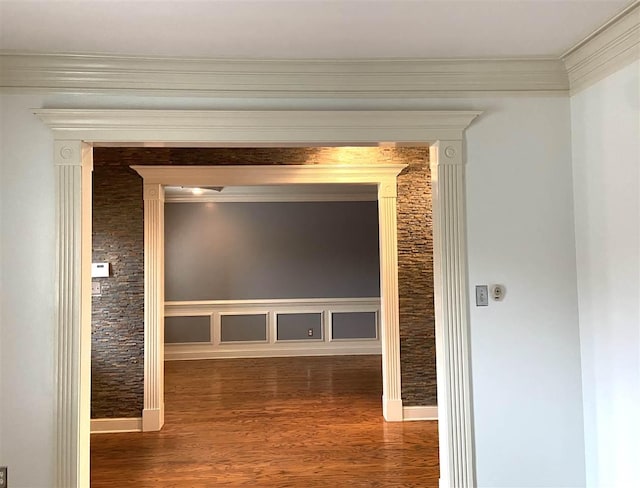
0,0,633,59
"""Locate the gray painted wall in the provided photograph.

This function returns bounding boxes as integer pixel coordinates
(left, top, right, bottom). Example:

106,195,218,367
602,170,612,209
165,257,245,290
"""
164,201,380,300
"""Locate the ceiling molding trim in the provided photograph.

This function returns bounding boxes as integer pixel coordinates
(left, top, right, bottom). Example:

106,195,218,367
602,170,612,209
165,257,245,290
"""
1,53,569,97
563,1,639,95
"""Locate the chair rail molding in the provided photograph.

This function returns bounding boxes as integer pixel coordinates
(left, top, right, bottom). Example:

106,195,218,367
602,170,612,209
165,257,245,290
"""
1,53,569,97
35,108,480,488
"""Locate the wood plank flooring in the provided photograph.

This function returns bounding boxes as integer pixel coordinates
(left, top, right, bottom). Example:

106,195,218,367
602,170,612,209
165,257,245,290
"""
90,355,439,487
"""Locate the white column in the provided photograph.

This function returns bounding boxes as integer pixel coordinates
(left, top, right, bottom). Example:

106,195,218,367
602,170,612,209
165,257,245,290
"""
378,179,403,421
142,183,165,431
54,140,92,488
431,140,475,488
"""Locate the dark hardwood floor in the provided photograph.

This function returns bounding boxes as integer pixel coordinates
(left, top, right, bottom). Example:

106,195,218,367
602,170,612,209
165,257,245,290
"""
91,355,439,487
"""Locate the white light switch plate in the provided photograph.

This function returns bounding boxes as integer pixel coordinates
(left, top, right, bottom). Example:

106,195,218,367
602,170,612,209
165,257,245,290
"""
475,285,489,306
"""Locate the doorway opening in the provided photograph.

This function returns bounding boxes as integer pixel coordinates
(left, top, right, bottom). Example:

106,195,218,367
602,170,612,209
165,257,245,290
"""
89,152,437,484
38,108,479,488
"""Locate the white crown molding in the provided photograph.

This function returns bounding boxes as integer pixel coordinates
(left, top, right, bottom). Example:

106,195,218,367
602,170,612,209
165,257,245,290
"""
1,52,569,97
563,1,640,95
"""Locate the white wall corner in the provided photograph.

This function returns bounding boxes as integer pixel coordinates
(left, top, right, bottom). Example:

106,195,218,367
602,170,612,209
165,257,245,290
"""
563,2,640,94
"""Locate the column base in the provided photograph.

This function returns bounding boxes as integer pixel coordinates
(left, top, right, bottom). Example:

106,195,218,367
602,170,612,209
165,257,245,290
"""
382,396,404,422
142,407,164,432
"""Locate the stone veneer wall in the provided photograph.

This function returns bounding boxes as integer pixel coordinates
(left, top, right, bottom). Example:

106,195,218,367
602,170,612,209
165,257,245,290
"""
91,147,435,418
92,164,144,418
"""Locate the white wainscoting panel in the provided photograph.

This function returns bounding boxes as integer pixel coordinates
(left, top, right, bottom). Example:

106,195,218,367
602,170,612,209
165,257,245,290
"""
165,297,381,360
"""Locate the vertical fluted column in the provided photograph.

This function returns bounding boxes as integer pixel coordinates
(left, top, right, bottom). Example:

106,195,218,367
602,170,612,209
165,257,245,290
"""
378,179,403,421
54,140,92,488
142,183,165,431
431,141,475,488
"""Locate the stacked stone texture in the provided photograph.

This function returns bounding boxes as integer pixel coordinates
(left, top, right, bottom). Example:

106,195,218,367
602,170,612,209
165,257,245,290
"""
92,147,435,418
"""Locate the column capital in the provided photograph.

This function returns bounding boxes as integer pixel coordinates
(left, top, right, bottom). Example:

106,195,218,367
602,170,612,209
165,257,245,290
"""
54,140,84,166
143,183,165,202
430,140,464,166
378,178,398,199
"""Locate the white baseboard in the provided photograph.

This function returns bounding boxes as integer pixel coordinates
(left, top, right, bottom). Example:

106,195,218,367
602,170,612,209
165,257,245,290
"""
90,417,142,434
165,343,381,361
403,405,438,421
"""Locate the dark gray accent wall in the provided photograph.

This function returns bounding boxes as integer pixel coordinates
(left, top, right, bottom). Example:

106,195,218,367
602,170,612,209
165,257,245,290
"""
164,201,380,301
91,146,435,419
165,316,211,343
332,312,377,339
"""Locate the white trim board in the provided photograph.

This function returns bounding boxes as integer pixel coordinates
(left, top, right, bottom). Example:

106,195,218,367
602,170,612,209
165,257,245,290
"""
166,344,381,361
403,406,439,421
0,54,569,97
134,163,407,432
90,418,142,434
164,184,378,202
37,109,478,488
563,1,640,94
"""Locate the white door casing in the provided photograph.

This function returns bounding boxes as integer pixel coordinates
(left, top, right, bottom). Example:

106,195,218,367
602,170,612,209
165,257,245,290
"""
36,109,480,488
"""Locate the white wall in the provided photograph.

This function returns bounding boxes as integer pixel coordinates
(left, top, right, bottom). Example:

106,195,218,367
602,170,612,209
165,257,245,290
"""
571,60,640,488
465,97,585,487
0,93,585,487
0,95,56,487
